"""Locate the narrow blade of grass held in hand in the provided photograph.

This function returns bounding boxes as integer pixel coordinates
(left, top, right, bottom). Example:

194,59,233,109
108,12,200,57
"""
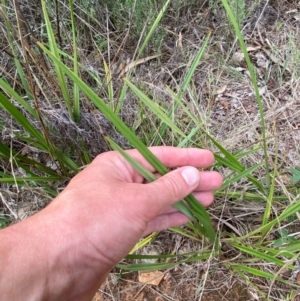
126,77,266,195
38,43,216,243
177,126,200,148
106,136,195,222
169,226,202,242
106,137,216,242
215,154,266,193
124,79,186,138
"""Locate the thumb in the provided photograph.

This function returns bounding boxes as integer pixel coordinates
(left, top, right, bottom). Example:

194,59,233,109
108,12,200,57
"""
143,167,200,212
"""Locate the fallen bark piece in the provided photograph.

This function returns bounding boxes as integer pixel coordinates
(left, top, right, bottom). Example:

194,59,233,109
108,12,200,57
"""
138,271,164,286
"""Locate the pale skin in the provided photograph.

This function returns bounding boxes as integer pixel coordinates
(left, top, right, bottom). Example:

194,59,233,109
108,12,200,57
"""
0,147,222,301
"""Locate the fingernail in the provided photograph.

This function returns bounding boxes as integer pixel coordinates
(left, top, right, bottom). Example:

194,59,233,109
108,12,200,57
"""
181,167,200,187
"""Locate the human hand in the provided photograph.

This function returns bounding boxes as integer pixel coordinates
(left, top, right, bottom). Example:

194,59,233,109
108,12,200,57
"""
0,147,222,301
54,147,222,265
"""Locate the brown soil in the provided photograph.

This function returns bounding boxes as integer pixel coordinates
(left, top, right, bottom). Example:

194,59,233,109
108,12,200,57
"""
93,270,252,301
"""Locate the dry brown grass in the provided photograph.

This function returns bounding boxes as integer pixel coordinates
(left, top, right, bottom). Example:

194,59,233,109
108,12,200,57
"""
1,0,300,300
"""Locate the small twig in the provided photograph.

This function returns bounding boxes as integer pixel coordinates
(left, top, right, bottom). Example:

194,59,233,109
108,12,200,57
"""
0,193,18,220
118,54,161,78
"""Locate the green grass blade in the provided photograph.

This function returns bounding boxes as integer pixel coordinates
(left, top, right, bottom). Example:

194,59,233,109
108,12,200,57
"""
115,0,170,115
69,0,80,122
221,0,270,187
103,60,114,108
244,199,300,238
41,0,73,120
170,226,201,241
0,176,60,183
114,83,128,115
233,147,261,160
177,126,200,147
0,92,78,173
137,0,170,58
0,142,61,178
215,191,287,201
124,79,186,137
119,252,213,271
232,244,286,267
129,232,158,254
179,33,211,97
155,33,211,144
231,265,299,288
262,145,278,234
0,78,37,118
262,173,276,236
106,137,194,220
0,92,47,148
278,241,300,253
218,162,263,191
214,154,266,192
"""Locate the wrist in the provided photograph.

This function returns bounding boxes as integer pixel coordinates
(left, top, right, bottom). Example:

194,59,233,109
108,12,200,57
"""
0,217,67,301
0,200,111,301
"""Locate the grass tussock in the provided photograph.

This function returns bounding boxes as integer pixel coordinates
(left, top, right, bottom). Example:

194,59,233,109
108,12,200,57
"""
1,0,300,300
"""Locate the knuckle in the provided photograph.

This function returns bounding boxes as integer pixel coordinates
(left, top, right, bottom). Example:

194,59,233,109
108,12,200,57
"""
161,176,182,199
94,151,117,163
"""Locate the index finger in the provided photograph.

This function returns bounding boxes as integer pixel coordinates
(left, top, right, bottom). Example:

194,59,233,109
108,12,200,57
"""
124,147,214,172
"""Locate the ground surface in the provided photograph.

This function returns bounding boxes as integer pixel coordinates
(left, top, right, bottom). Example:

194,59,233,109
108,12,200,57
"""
89,1,300,300
1,0,300,300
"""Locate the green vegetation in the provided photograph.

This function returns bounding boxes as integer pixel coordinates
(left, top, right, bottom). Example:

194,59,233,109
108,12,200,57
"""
0,211,10,228
1,0,300,299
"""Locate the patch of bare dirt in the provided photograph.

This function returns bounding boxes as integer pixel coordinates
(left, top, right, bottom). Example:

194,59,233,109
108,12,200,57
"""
94,269,252,301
